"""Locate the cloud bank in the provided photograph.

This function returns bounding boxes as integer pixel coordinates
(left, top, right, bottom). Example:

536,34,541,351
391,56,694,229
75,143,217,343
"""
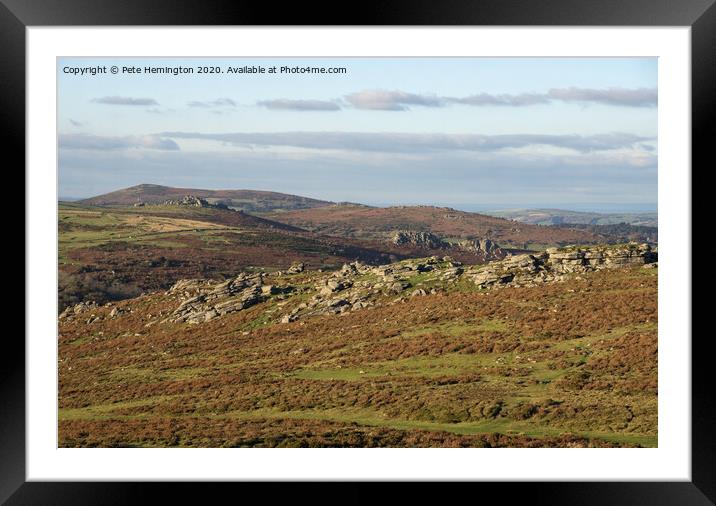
448,93,551,107
257,99,341,111
547,87,658,107
58,146,657,207
59,133,179,151
92,96,159,106
188,98,237,108
159,131,653,154
344,90,444,111
262,87,657,111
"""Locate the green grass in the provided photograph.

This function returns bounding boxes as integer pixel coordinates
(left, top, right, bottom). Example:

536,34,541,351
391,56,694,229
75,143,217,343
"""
218,406,657,447
58,395,657,447
550,322,657,352
58,395,178,421
520,243,553,252
58,206,235,253
241,306,279,330
292,351,503,381
401,318,510,337
104,365,213,383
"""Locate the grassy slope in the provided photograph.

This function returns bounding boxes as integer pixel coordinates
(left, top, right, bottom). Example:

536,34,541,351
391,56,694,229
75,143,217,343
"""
60,201,393,264
59,202,305,262
58,264,657,448
58,203,503,311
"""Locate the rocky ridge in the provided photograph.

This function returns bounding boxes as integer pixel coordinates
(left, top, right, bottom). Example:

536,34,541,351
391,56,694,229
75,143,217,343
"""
60,243,656,326
58,300,99,322
162,272,280,324
160,195,227,209
392,231,445,249
467,243,656,289
456,238,502,256
391,230,504,258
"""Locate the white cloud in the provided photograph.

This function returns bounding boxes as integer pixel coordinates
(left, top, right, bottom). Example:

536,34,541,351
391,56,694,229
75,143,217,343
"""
448,93,550,107
92,96,159,106
58,145,657,206
187,98,237,108
159,131,654,154
59,134,179,151
322,87,658,111
548,87,657,107
344,90,444,110
257,99,341,111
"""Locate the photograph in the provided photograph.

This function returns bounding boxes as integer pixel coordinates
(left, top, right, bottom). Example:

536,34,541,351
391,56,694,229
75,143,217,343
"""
56,56,660,449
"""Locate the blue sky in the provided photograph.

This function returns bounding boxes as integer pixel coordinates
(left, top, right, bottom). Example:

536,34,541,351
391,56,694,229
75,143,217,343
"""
58,57,657,212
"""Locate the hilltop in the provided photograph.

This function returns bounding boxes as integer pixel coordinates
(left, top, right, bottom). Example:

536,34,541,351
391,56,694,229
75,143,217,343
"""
78,184,333,213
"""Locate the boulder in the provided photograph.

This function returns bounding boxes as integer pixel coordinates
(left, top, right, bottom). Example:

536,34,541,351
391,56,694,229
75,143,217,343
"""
59,301,99,320
287,262,305,274
391,231,446,249
161,195,213,208
457,238,503,257
466,243,657,289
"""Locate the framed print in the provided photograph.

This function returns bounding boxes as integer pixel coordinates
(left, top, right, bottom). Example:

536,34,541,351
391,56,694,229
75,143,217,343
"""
6,0,713,502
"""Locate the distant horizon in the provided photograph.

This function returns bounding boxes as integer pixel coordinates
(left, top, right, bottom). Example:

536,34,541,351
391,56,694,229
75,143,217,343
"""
59,182,657,215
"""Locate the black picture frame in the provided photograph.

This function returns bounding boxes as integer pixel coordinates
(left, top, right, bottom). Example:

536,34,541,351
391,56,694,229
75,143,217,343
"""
6,0,712,503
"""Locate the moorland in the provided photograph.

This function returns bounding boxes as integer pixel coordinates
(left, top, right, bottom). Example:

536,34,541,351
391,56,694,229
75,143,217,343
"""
58,184,658,447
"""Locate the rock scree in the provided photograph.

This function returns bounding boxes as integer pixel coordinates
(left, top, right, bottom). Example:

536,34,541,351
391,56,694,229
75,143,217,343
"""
160,195,227,209
70,243,656,327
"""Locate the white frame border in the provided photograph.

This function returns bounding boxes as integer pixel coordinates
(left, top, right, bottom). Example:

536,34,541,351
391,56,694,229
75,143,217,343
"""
27,26,690,481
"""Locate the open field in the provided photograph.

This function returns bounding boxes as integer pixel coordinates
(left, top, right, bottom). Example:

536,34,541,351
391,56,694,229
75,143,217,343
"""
58,262,657,448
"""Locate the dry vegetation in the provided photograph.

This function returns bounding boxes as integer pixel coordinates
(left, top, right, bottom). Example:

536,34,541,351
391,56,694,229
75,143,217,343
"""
77,183,333,212
58,203,499,311
58,203,389,310
58,264,657,448
267,204,606,248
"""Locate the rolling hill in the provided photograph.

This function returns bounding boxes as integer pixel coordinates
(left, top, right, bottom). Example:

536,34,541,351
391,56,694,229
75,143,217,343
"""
487,208,658,227
267,204,607,249
58,202,387,310
78,184,333,213
63,187,658,311
58,202,502,311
